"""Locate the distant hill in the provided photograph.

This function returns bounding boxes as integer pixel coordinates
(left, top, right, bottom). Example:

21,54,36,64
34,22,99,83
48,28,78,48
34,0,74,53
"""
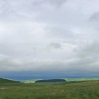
0,78,20,83
65,78,99,82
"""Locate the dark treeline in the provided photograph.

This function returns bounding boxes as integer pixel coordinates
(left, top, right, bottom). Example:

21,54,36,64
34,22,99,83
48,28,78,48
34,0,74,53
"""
35,79,66,83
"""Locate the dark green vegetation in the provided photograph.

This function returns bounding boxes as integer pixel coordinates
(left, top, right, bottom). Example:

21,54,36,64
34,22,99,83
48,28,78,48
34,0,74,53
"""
0,78,20,83
35,79,66,83
0,79,99,99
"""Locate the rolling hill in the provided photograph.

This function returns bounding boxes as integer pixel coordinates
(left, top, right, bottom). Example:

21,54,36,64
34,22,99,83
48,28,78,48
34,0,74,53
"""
0,78,20,83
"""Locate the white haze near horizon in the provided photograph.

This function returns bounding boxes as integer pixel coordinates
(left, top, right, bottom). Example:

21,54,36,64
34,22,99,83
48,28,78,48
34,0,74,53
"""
0,0,99,79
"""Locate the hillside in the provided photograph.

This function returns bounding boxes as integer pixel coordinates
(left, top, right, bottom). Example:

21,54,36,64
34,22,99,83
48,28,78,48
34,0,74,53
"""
65,78,99,82
0,78,20,83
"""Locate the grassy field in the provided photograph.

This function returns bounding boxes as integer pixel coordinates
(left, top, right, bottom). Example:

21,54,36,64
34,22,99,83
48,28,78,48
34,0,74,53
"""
0,80,99,99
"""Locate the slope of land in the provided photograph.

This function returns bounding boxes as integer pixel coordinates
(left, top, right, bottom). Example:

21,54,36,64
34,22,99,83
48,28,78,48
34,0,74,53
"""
0,78,20,83
0,80,99,99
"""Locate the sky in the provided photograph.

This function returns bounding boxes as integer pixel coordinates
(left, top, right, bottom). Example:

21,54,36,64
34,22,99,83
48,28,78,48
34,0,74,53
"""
0,0,99,80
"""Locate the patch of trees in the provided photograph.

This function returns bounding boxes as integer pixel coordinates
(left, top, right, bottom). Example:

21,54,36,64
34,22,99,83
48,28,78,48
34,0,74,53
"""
35,79,66,83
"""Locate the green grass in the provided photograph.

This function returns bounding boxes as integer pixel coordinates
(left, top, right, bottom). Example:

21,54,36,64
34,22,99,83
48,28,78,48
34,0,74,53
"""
0,78,20,83
0,80,99,99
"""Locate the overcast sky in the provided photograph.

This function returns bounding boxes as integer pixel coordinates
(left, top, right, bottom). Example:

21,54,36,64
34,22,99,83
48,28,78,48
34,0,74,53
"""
0,0,99,80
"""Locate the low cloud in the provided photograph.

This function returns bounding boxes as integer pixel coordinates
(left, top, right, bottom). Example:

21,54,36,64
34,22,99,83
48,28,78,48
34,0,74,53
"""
75,41,99,58
1,43,99,74
48,42,62,49
33,0,66,7
90,12,99,21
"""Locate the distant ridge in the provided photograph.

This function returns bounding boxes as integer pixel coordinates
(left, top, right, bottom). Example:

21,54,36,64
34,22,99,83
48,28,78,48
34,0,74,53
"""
0,78,20,83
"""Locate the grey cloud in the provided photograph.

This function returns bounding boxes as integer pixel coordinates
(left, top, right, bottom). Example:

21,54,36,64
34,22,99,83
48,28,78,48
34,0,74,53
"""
90,12,99,21
0,0,10,14
75,41,99,58
0,56,99,76
0,0,37,18
48,42,62,49
0,0,66,18
89,12,99,31
46,27,74,39
33,0,66,7
44,0,66,7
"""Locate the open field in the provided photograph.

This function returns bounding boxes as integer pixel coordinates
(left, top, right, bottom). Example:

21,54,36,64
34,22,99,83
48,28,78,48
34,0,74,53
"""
0,80,99,99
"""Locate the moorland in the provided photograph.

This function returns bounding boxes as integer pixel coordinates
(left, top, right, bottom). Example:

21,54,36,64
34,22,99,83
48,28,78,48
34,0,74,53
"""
0,78,99,99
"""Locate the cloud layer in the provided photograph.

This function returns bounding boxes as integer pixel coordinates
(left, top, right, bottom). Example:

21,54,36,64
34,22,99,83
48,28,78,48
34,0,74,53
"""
0,0,99,79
